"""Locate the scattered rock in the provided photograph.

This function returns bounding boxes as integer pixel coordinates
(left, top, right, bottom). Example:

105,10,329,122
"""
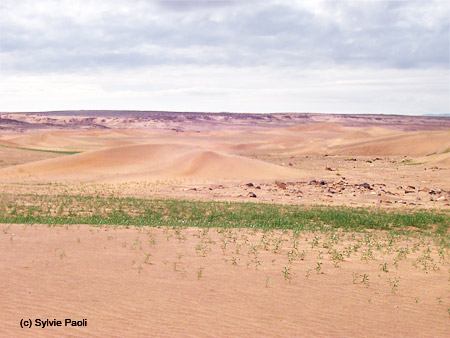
275,181,287,190
325,167,336,171
247,192,257,198
379,200,392,204
288,162,294,167
255,186,261,189
404,190,415,194
309,179,327,186
406,185,415,190
356,183,372,190
245,183,254,187
436,196,448,202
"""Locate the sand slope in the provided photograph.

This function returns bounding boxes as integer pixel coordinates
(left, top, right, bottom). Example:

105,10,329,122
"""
418,152,450,166
329,130,450,156
0,143,302,182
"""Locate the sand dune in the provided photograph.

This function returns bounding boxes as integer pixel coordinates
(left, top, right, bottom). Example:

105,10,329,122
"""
0,143,302,182
1,129,166,152
167,150,299,180
0,139,20,147
418,152,450,166
285,122,345,133
329,130,450,156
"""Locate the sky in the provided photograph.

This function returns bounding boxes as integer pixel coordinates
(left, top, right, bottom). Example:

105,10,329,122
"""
0,0,449,115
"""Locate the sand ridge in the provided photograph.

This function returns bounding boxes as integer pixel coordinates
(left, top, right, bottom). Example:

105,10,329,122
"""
0,143,303,183
329,130,450,156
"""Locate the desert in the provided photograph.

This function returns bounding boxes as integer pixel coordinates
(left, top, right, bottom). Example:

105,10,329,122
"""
1,110,450,337
2,0,449,336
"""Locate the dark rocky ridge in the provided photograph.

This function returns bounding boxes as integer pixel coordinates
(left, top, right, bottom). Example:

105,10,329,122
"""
1,111,449,132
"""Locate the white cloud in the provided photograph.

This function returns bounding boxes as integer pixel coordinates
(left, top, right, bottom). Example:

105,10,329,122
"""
0,0,448,114
1,65,447,115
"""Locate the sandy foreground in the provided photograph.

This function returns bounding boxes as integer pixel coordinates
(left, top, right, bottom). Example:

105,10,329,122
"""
1,224,449,338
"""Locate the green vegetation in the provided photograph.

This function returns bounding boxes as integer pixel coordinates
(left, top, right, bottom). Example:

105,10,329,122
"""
404,162,424,166
0,194,449,240
426,148,449,156
0,144,80,155
401,159,424,166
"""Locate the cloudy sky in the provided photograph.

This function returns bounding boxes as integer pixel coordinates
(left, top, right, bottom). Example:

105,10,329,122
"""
0,0,448,114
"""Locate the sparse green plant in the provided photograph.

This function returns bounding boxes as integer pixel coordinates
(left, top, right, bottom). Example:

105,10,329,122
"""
317,250,324,259
283,266,292,282
299,250,307,260
144,253,152,264
197,267,203,280
361,274,369,286
3,224,12,234
315,261,323,274
389,278,399,294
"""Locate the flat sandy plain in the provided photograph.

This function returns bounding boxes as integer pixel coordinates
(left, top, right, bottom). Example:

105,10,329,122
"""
0,111,450,337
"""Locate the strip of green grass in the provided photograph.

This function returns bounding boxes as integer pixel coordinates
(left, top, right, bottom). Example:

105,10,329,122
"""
1,194,449,239
0,144,80,155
